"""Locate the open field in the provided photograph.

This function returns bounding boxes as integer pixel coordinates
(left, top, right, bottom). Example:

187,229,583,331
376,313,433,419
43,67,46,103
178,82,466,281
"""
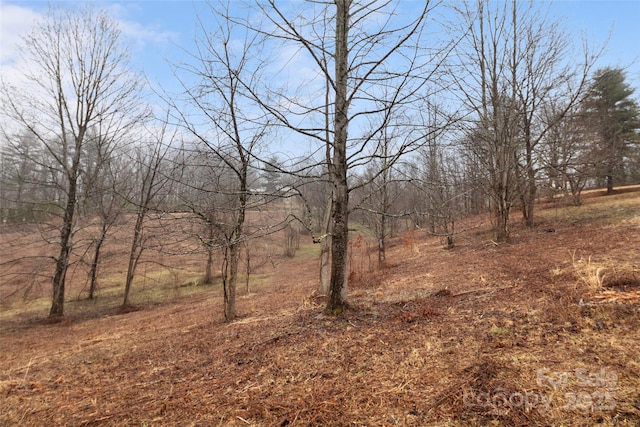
1,189,639,426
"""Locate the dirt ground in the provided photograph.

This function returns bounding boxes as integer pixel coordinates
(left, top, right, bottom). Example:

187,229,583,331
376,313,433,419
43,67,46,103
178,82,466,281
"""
1,190,639,426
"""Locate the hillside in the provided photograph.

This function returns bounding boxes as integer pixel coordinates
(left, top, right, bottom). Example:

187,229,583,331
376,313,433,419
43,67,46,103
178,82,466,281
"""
1,189,639,426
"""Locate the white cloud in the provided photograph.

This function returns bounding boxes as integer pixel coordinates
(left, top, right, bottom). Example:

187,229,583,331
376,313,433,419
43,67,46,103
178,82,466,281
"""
102,2,180,51
0,3,46,102
0,4,42,66
119,19,179,49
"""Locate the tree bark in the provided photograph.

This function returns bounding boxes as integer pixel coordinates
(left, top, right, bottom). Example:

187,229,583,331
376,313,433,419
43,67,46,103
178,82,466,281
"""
225,241,239,321
122,213,144,307
50,133,83,317
88,223,108,299
122,136,169,307
203,220,215,284
224,179,247,321
326,0,350,314
50,212,72,317
319,191,332,295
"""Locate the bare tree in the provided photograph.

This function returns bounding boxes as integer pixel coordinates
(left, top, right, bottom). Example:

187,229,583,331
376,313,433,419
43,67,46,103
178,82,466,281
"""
0,133,50,223
369,135,395,265
421,142,458,249
512,4,595,227
454,0,524,242
0,5,146,318
352,123,405,264
179,150,226,286
121,125,174,308
172,147,243,288
242,0,447,313
293,162,332,295
539,103,593,205
83,145,128,300
452,1,598,237
170,2,271,321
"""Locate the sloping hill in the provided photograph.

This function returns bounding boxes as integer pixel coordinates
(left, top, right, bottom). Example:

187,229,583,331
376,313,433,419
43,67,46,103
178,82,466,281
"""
1,190,639,426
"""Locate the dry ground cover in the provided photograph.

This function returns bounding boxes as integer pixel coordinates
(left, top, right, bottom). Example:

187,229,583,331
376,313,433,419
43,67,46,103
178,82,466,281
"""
1,190,639,426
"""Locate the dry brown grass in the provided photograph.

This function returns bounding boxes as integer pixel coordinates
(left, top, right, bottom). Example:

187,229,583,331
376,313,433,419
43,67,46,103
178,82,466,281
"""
1,189,639,426
572,252,607,293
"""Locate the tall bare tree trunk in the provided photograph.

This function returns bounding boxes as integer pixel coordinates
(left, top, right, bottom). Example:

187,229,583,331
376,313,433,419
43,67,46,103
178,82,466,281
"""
50,135,82,317
50,198,74,316
326,0,350,314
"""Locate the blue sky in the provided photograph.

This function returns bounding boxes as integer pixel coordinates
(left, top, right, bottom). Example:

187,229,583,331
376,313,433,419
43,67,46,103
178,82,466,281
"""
1,1,639,99
550,0,640,86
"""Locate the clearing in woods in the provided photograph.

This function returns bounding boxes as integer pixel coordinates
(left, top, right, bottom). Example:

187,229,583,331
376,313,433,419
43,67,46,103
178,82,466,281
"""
1,188,639,426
